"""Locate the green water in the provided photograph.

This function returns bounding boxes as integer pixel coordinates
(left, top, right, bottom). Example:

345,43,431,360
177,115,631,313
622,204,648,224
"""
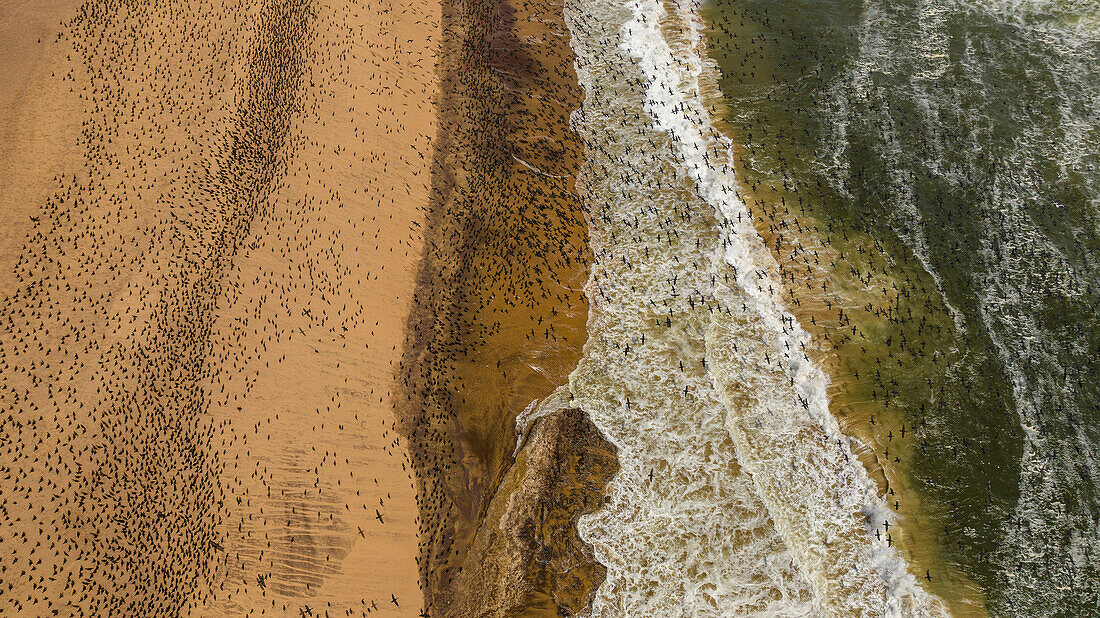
702,0,1100,613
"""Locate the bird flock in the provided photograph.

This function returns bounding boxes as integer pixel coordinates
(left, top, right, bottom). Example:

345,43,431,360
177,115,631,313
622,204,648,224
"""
703,0,1099,611
2,0,445,615
393,0,603,613
5,0,1093,614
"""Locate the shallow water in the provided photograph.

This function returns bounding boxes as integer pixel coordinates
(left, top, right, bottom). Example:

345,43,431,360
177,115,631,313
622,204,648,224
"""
700,0,1100,613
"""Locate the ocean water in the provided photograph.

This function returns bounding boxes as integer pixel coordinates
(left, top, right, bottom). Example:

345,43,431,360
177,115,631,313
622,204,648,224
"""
556,0,949,614
554,0,1100,614
701,0,1100,613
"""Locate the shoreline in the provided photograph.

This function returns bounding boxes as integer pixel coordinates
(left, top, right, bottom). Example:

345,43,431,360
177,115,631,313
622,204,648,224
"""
395,0,607,612
0,0,990,614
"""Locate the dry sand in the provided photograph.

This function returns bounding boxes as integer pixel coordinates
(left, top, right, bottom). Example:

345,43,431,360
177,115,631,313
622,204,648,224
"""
1,0,437,615
0,0,84,286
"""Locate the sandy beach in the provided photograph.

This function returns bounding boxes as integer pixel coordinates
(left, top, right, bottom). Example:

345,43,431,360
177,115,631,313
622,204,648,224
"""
1,0,437,615
0,0,83,286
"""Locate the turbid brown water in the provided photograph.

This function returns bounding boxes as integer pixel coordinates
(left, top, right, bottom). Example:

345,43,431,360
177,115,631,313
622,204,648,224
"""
393,0,614,614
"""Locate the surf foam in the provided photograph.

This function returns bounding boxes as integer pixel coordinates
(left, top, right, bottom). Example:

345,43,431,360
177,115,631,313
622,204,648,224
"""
559,0,951,614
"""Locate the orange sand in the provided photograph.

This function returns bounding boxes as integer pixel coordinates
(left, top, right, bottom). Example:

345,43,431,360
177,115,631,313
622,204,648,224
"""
0,0,437,615
0,0,83,287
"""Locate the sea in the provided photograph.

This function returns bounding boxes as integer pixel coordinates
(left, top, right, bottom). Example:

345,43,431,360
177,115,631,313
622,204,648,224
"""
550,0,1100,615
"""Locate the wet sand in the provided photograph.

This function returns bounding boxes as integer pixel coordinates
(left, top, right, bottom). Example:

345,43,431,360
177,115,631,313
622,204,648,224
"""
394,0,611,613
1,0,437,615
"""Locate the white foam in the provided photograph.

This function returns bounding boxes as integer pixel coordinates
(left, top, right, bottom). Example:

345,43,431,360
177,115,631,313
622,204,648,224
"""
625,1,954,612
564,0,817,613
561,0,950,613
